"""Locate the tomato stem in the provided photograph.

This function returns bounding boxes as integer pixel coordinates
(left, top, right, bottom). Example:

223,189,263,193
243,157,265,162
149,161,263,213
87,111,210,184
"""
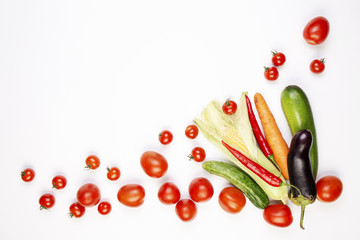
271,50,278,56
264,66,270,72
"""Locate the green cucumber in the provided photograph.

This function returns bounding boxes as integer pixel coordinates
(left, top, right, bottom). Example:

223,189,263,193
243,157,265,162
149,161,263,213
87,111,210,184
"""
202,161,269,209
281,85,318,179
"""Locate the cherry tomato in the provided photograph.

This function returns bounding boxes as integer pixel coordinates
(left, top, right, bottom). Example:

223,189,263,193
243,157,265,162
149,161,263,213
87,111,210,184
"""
159,130,173,145
175,199,197,222
107,167,121,181
21,168,35,182
69,202,85,218
303,16,330,45
158,182,181,205
263,204,293,228
188,147,206,162
39,193,55,210
316,175,343,203
85,155,100,170
218,187,246,214
310,58,325,74
117,184,145,207
271,51,286,67
76,183,101,207
222,99,237,115
185,124,199,139
98,201,112,215
264,67,279,81
52,175,67,189
189,177,214,203
140,151,168,178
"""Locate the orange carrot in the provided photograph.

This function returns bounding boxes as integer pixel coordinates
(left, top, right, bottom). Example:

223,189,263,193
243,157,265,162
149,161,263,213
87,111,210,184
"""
254,93,289,180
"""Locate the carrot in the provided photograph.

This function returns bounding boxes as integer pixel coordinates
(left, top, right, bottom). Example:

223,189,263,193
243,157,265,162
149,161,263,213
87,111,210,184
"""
254,93,289,180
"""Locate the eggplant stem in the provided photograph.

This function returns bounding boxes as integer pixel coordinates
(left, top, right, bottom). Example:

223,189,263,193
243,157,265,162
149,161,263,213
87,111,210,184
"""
300,204,306,230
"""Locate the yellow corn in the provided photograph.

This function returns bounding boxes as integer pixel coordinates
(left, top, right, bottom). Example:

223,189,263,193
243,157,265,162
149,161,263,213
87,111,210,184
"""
222,127,251,158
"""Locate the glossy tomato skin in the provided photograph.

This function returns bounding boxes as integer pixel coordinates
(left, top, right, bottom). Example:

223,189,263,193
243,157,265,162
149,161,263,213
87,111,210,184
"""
222,100,237,115
189,147,206,162
39,193,55,210
69,202,85,218
303,16,330,45
107,167,121,181
185,124,199,139
175,199,197,222
159,130,173,145
85,155,101,170
271,51,286,67
140,151,168,178
52,175,67,189
158,182,181,204
21,168,35,182
76,183,101,207
263,204,293,227
189,177,214,203
98,201,112,215
310,59,325,74
264,67,279,81
117,184,145,207
316,176,343,202
218,187,246,213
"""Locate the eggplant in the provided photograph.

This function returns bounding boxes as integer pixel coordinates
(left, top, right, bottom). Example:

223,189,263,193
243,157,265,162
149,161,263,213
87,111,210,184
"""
288,129,317,229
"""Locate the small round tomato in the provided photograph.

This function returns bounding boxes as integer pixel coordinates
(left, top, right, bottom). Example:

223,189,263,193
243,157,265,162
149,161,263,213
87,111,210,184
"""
222,99,237,115
21,168,35,182
107,167,121,181
316,175,343,203
98,201,112,215
39,193,55,210
303,16,330,45
264,67,279,81
159,130,173,145
310,58,325,74
175,199,197,222
263,204,293,228
85,155,100,170
52,175,67,189
76,183,101,207
189,177,214,203
185,124,199,139
271,51,286,66
117,184,145,207
140,151,168,178
158,182,181,205
69,202,85,218
188,147,206,162
218,187,246,214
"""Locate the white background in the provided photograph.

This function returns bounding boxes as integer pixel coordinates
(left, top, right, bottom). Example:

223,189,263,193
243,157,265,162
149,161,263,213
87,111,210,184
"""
1,0,359,239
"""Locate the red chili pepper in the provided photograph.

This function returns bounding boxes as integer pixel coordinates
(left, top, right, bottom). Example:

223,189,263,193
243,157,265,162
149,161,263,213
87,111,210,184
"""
222,140,282,187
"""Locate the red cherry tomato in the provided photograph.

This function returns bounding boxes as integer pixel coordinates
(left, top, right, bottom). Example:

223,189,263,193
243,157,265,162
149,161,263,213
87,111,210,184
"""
222,99,237,115
175,199,197,222
189,177,214,203
158,182,181,205
218,187,246,213
159,130,173,145
107,167,121,181
85,155,100,170
76,183,101,207
21,168,35,182
52,175,67,189
316,176,343,202
264,67,279,81
69,202,85,218
263,204,293,227
303,16,330,45
39,193,55,210
117,184,145,207
271,51,286,66
188,147,206,162
185,124,199,139
98,201,112,215
140,151,168,178
310,58,325,74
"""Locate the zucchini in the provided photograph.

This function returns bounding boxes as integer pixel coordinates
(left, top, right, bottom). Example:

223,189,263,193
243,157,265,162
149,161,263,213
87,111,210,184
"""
281,85,318,179
202,161,269,209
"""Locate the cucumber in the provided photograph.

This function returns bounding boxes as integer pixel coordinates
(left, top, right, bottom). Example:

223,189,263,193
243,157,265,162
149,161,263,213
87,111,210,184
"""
202,161,269,209
281,85,318,179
